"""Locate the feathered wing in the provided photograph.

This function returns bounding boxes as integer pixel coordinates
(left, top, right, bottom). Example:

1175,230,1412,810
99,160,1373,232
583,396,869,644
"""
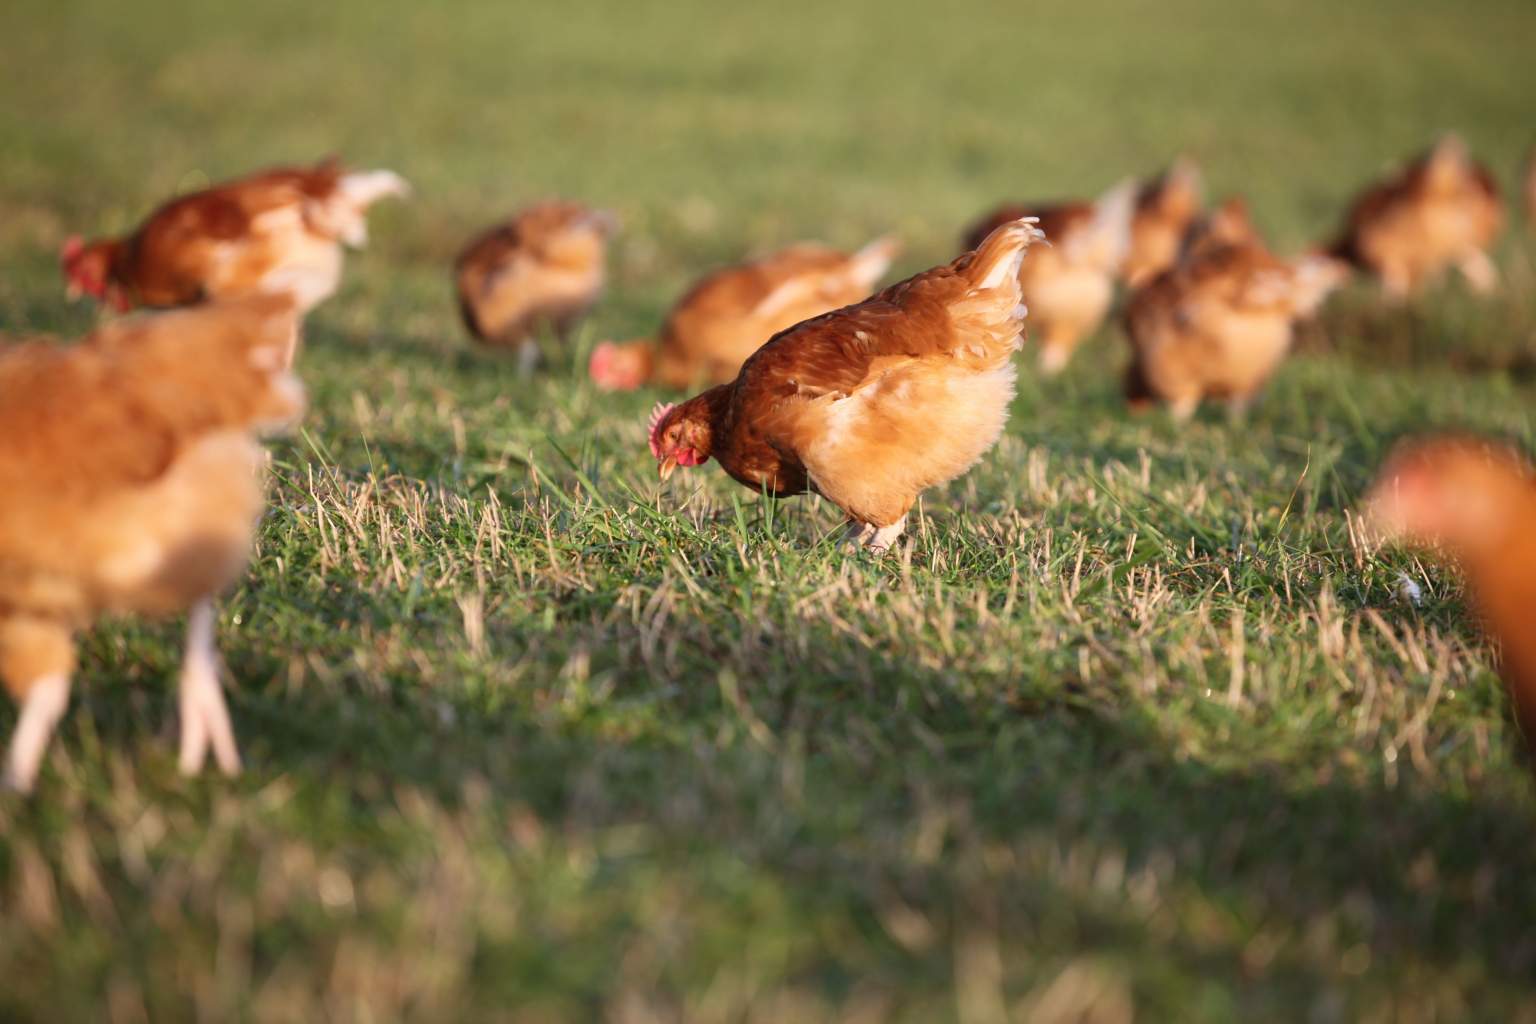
732,219,1041,525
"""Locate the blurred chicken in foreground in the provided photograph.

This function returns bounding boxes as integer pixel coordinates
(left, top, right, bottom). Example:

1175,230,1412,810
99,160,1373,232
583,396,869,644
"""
646,219,1040,552
963,181,1134,373
455,201,616,373
1367,437,1536,752
590,237,899,391
1123,158,1204,287
61,159,407,325
1124,198,1348,418
0,297,304,793
1328,135,1504,299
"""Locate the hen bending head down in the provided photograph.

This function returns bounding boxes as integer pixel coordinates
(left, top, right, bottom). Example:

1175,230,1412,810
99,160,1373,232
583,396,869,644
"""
646,218,1043,552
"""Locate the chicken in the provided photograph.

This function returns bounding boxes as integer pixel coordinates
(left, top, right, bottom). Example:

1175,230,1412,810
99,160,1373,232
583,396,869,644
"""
0,297,304,793
1367,437,1536,752
60,158,408,319
1123,204,1347,419
962,181,1134,374
455,201,617,372
590,237,899,391
644,219,1041,552
1328,135,1504,299
1122,158,1204,288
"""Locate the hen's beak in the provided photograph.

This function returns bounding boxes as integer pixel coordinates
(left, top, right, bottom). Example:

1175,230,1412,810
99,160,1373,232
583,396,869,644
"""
658,455,678,481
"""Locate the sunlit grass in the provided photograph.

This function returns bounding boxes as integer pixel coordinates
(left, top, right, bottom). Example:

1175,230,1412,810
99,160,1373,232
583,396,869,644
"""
2,0,1536,1019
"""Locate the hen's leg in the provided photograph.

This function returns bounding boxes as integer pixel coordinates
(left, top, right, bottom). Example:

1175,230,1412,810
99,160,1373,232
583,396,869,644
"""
1457,250,1499,294
841,520,875,549
1,617,76,793
865,516,908,554
3,675,72,794
178,601,241,777
517,339,542,377
1167,394,1201,422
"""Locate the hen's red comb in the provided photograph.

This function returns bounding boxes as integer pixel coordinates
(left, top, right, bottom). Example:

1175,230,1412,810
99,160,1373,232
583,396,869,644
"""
647,401,675,458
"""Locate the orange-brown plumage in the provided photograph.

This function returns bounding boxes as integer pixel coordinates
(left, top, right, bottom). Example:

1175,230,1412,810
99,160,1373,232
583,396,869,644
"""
646,220,1041,551
61,159,408,315
1367,437,1536,753
1329,136,1504,298
455,201,616,361
1123,158,1204,288
0,297,304,792
1123,206,1347,418
963,182,1133,373
589,237,899,391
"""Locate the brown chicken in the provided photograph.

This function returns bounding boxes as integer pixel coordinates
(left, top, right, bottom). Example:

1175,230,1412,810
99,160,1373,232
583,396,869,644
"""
0,297,304,793
589,237,900,391
1367,437,1536,752
455,201,617,372
1123,204,1348,419
1122,158,1204,287
645,218,1041,552
962,181,1134,374
1328,135,1504,299
61,158,408,316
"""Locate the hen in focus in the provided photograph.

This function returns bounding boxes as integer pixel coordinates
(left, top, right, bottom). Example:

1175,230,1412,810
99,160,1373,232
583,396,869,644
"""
1367,437,1536,754
455,201,616,372
1328,135,1504,299
963,181,1134,374
1123,199,1347,418
590,237,899,391
0,297,304,793
645,219,1041,552
61,159,408,321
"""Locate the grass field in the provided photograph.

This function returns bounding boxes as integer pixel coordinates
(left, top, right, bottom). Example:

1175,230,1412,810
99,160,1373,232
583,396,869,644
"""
3,0,1536,1019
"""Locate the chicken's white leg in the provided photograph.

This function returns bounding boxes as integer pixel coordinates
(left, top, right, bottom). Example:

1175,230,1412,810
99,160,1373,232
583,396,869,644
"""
865,516,908,554
1457,250,1499,294
1167,395,1201,422
3,674,71,794
178,601,241,777
1038,343,1072,376
841,520,875,549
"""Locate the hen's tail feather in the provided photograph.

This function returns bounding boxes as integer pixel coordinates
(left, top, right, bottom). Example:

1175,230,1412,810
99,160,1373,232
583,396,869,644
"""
849,235,902,290
338,170,411,208
962,217,1045,293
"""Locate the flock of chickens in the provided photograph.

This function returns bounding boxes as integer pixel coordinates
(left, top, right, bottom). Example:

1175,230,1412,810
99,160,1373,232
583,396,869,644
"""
3,137,1535,792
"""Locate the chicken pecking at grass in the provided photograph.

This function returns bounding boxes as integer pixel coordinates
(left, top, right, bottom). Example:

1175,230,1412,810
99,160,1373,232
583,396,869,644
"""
0,296,304,793
1367,436,1536,756
962,181,1135,374
61,158,408,323
645,218,1042,553
1123,198,1348,419
590,236,899,392
455,201,617,374
1328,135,1504,300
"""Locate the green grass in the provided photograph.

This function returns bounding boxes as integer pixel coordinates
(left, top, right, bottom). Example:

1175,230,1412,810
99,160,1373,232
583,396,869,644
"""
3,0,1536,1019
